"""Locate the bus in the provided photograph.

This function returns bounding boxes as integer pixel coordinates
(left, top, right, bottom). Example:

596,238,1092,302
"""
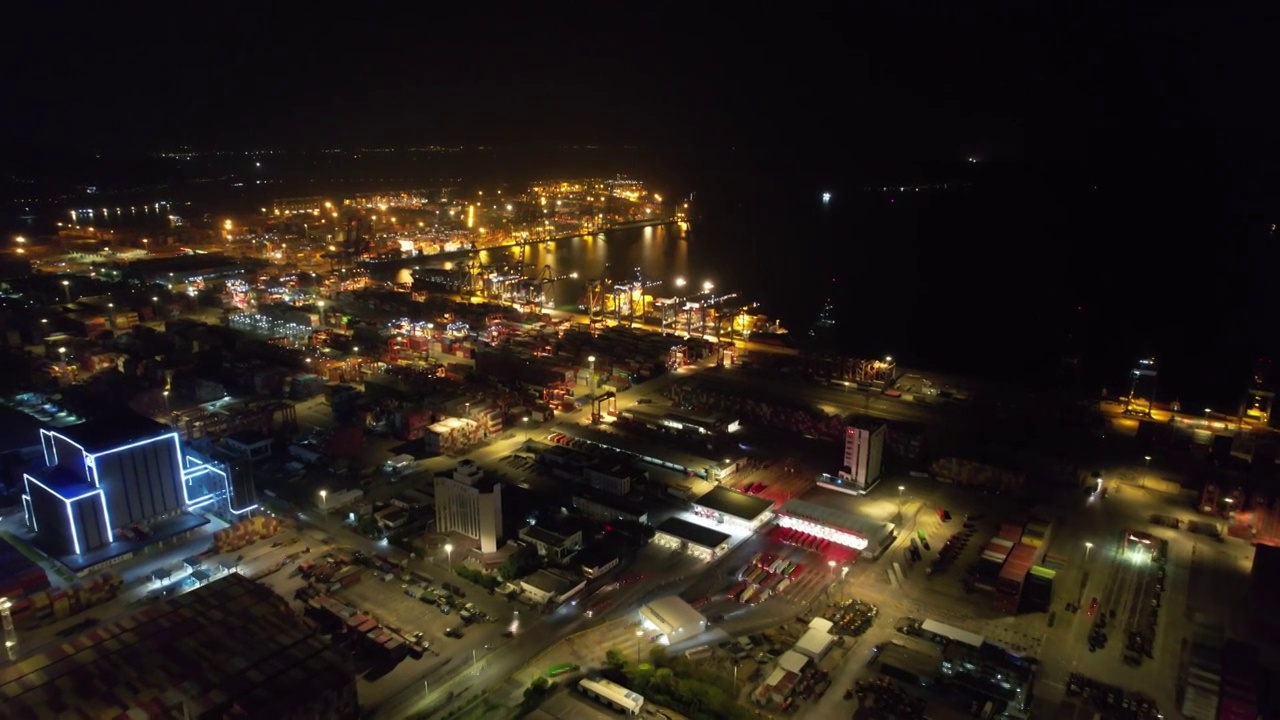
578,677,645,715
546,663,579,678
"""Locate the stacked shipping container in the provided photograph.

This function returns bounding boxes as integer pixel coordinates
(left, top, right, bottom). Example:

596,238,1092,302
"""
992,517,1053,614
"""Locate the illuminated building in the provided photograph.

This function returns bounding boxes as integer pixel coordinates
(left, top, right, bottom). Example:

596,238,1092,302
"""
433,460,503,553
639,596,706,645
773,499,897,559
837,416,885,491
21,415,257,570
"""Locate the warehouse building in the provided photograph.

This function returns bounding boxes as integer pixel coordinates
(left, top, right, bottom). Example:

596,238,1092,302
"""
0,573,358,719
653,517,732,561
639,596,707,646
691,485,773,531
775,498,897,559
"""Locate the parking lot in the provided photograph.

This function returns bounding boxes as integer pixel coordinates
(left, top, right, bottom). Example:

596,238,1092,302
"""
332,567,504,650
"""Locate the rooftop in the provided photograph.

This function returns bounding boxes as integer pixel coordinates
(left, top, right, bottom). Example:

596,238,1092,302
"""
777,498,896,542
879,642,943,681
641,596,706,634
0,574,355,718
557,424,739,477
26,464,93,497
521,524,578,547
693,485,773,521
521,568,579,594
654,516,731,549
52,413,174,454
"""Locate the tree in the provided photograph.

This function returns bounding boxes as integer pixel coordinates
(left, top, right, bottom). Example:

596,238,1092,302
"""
524,675,550,700
605,647,627,671
499,543,540,580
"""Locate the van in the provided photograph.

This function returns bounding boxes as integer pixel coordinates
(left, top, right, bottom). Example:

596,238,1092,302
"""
382,454,414,473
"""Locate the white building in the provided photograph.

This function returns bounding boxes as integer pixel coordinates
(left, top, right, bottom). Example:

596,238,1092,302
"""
434,460,504,553
794,618,836,662
639,596,707,646
519,569,586,605
838,417,885,491
653,517,731,561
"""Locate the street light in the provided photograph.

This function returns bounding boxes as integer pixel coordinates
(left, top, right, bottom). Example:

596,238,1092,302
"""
522,416,530,441
1084,541,1094,562
444,543,454,571
61,279,71,303
703,280,714,292
1144,455,1152,468
635,628,644,664
319,490,327,509
897,485,906,519
163,390,170,412
674,277,686,287
587,356,597,401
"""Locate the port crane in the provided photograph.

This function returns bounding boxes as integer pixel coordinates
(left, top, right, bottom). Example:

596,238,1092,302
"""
613,268,663,326
515,265,578,310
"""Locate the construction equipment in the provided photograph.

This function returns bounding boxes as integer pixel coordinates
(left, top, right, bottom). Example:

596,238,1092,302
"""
591,391,617,424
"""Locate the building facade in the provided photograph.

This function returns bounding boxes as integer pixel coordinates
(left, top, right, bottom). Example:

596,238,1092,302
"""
434,460,503,553
838,417,885,490
22,416,257,564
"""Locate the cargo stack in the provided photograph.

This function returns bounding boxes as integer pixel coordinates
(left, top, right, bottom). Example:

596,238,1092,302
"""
210,516,285,554
1022,565,1055,612
0,537,50,601
994,544,1036,613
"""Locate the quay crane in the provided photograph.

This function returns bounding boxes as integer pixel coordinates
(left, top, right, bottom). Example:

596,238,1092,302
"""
515,265,578,311
612,267,663,326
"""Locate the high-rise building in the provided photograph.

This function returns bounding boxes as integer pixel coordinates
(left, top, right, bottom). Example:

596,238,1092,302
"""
434,460,503,553
21,414,257,570
838,417,885,491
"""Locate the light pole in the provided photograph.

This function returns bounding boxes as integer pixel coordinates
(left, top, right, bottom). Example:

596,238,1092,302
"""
163,390,170,413
444,543,453,572
1084,541,1093,563
1144,455,1152,469
317,300,325,326
61,279,71,303
635,628,644,664
472,648,478,675
319,490,327,509
897,485,906,521
587,355,597,400
839,565,849,603
522,416,530,441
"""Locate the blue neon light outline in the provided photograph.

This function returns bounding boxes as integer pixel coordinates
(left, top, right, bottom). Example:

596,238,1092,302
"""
24,473,107,556
21,494,36,531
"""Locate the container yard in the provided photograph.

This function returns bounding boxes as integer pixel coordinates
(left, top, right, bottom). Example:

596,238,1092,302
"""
664,377,846,441
0,534,122,630
0,574,358,719
963,515,1055,614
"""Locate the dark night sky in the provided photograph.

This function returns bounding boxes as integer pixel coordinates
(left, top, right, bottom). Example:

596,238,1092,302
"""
5,6,1280,399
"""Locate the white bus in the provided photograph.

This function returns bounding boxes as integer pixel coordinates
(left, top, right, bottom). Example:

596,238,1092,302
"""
578,677,644,715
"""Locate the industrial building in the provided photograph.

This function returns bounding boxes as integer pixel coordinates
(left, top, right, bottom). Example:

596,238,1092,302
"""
556,425,740,481
690,485,773,531
21,414,257,571
834,416,885,492
617,406,740,438
639,596,707,646
0,573,358,719
653,517,732,561
520,569,586,606
774,498,897,559
434,460,503,553
571,488,649,524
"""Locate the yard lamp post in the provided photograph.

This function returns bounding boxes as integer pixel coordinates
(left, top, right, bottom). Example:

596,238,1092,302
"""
1084,541,1093,563
319,490,327,509
444,543,454,571
163,390,169,413
522,416,530,441
897,484,906,521
61,279,71,303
